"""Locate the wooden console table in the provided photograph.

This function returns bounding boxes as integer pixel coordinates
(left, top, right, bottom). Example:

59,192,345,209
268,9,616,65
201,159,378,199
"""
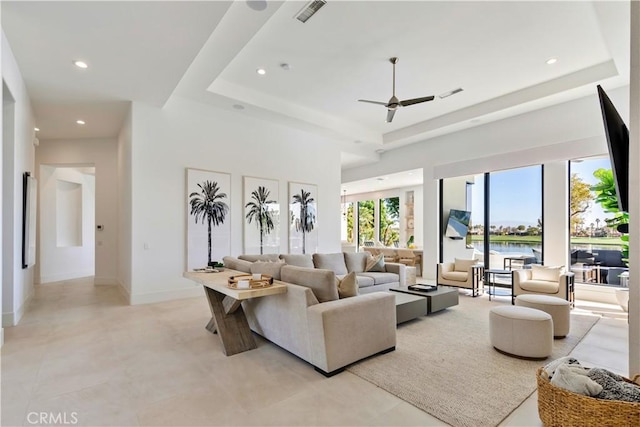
183,270,287,356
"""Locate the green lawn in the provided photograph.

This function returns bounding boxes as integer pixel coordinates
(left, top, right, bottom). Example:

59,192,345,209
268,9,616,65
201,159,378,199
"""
470,235,623,246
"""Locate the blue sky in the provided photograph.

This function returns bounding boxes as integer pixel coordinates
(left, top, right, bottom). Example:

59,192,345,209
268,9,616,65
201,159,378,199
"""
470,157,612,228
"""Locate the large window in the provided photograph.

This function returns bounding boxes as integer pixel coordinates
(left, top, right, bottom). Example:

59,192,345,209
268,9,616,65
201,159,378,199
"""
487,166,543,268
379,197,400,246
569,157,626,286
358,200,375,247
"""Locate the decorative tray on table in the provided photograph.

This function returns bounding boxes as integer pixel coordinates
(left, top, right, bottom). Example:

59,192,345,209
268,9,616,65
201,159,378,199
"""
227,274,274,289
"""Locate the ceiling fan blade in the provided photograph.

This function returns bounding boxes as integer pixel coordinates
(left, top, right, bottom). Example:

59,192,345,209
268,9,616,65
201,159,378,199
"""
386,109,396,123
358,99,388,106
400,96,435,107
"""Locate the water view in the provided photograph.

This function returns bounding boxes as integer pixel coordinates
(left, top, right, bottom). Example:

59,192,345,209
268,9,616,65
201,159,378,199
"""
473,241,623,255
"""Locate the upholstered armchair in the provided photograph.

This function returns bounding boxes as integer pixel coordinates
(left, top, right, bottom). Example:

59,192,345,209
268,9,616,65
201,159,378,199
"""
437,258,484,297
512,265,574,304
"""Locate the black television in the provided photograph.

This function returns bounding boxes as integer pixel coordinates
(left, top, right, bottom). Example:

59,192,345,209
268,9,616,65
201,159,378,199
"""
597,85,629,213
445,209,471,239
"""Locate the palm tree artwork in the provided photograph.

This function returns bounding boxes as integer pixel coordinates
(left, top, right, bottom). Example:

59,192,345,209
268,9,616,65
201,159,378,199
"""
245,186,276,254
189,180,229,264
291,187,317,254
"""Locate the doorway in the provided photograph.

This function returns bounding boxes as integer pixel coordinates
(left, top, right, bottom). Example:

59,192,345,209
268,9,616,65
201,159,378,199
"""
38,165,96,283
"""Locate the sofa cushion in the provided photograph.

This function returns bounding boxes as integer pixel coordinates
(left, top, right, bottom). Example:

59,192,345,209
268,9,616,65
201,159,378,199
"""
352,275,375,288
441,271,469,282
281,265,338,303
454,258,476,272
357,272,398,285
222,256,252,273
313,253,349,275
336,272,358,299
344,252,368,273
365,254,386,272
530,265,564,282
280,254,315,268
250,261,284,280
520,280,560,294
239,254,281,262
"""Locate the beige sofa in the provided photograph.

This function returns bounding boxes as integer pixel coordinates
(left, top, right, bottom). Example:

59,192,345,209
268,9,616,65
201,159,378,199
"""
233,252,406,292
238,265,397,376
437,259,484,297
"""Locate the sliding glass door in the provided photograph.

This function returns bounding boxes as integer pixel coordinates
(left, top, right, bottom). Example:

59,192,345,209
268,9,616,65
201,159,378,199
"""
569,157,626,286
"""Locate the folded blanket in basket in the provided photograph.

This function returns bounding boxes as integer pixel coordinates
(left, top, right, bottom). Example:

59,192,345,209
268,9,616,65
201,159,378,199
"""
589,368,640,403
544,357,603,397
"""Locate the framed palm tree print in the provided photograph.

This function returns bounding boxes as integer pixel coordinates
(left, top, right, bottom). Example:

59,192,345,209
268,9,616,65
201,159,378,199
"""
288,182,318,254
243,176,280,254
186,168,231,270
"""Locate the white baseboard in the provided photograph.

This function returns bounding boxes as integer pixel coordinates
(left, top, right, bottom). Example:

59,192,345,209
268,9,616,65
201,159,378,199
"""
117,281,132,304
40,270,95,284
2,290,31,326
94,276,118,285
130,286,203,305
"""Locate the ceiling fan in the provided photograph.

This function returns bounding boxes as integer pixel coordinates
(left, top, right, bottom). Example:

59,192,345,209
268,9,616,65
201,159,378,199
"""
358,57,434,123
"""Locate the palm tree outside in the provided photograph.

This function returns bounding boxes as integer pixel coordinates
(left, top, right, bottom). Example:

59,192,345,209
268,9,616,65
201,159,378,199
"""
292,189,316,254
189,180,229,264
245,186,276,254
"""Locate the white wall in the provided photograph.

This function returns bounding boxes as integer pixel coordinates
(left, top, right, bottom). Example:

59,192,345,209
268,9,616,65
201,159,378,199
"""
36,138,119,286
38,166,95,283
343,87,629,280
442,176,475,262
1,33,36,326
628,0,640,376
118,106,132,298
128,96,342,304
1,28,3,346
543,162,570,267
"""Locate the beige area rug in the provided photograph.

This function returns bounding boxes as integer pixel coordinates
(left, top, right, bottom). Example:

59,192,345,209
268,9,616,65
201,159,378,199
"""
347,295,599,427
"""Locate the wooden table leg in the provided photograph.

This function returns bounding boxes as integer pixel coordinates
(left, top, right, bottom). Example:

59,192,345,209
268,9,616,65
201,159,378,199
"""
203,286,256,356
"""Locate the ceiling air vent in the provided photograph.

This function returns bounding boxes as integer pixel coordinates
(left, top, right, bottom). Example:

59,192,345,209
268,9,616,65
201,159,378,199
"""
295,0,326,23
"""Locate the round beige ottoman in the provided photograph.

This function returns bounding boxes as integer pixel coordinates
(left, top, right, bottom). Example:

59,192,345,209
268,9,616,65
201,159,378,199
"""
489,306,553,359
515,294,570,338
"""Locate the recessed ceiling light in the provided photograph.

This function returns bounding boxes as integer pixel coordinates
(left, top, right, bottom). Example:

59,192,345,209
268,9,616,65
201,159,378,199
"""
256,68,266,75
246,0,267,11
233,104,245,110
73,60,88,69
546,57,558,65
76,120,85,125
34,127,40,132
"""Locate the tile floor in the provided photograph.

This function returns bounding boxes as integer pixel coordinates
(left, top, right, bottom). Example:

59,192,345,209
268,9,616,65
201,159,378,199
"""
1,277,629,427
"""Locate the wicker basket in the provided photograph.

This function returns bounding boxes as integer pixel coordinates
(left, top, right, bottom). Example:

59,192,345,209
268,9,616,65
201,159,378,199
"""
536,367,640,426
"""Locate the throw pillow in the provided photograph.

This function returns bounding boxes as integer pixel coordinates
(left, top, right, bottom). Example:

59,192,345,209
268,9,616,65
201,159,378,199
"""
531,265,565,282
250,261,284,280
454,258,477,272
336,272,358,299
365,253,385,272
